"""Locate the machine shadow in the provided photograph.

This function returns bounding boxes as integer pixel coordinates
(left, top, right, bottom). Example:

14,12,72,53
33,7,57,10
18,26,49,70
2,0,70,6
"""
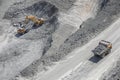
15,34,23,37
89,55,102,63
31,24,43,29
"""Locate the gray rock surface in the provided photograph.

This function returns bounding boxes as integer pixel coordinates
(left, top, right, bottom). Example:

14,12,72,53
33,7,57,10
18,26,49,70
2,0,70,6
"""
102,60,120,80
7,0,120,79
98,1,120,79
2,0,77,79
1,0,120,80
52,0,120,62
2,0,59,79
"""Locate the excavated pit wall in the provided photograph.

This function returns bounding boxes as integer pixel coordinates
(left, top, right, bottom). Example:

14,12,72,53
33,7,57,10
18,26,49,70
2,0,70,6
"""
3,0,120,80
100,1,120,79
5,0,115,79
4,1,59,51
16,0,99,79
102,60,120,80
45,0,99,58
3,0,77,79
45,0,120,62
9,0,102,79
3,1,59,80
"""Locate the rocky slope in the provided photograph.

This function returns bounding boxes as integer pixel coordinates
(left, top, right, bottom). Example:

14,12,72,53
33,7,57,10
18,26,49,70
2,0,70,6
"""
1,1,58,80
0,0,120,80
1,0,98,79
43,0,120,63
102,59,120,80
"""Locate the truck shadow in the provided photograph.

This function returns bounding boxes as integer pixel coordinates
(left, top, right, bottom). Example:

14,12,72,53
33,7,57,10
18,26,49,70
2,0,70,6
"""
89,55,102,63
15,34,23,37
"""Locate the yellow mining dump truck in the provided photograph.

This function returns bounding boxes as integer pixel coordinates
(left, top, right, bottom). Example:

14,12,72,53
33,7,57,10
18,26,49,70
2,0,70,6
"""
92,40,112,58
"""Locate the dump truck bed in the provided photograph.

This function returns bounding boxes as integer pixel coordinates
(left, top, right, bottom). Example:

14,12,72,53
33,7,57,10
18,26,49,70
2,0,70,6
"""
93,44,107,56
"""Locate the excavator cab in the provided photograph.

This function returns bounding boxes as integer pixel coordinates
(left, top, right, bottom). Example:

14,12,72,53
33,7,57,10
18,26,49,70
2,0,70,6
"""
36,18,45,25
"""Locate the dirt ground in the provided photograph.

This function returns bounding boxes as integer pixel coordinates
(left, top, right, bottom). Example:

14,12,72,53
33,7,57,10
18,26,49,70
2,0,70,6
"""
0,0,120,80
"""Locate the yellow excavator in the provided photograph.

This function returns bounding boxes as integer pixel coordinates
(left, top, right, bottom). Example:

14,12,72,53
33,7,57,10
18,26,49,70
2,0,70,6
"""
25,15,45,25
17,15,45,34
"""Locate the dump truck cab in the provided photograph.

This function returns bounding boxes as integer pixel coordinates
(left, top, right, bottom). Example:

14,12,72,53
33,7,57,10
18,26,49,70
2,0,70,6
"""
92,40,112,58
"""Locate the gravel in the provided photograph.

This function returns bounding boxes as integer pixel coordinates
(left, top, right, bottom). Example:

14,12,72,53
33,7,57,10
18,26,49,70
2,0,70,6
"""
52,0,120,62
1,0,120,80
102,60,120,80
2,0,77,79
